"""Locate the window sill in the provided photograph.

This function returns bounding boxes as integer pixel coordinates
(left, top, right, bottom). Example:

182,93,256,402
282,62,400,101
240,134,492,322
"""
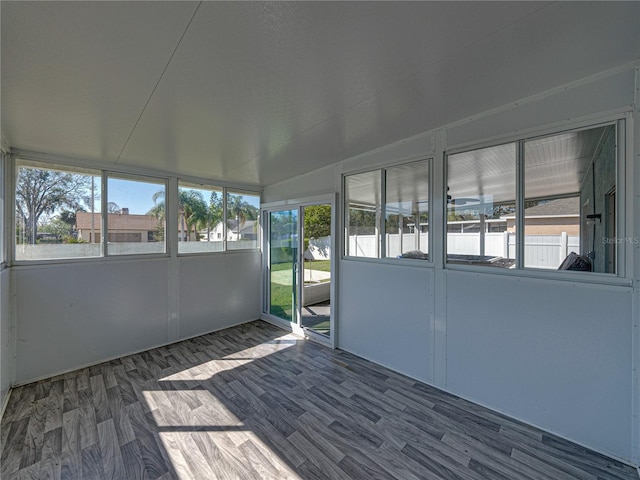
444,262,632,288
341,255,434,268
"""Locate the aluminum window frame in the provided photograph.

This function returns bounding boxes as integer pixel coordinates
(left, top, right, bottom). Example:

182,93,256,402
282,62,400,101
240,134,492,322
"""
444,118,627,282
342,157,433,264
10,156,262,265
105,171,169,257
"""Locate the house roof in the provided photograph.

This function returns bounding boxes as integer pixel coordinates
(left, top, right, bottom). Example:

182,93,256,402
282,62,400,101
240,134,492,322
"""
523,197,580,217
76,212,160,230
500,197,580,220
225,219,256,235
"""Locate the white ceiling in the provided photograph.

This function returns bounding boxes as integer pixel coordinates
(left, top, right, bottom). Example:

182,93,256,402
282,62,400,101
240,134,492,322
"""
2,2,638,188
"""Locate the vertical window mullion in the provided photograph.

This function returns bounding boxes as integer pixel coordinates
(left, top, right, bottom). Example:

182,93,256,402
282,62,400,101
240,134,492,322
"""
167,177,178,257
516,140,525,269
380,169,386,258
616,118,625,277
101,171,108,257
222,187,228,251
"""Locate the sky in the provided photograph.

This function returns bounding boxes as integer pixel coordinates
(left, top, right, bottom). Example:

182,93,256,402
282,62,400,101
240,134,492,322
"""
108,178,163,215
106,179,260,215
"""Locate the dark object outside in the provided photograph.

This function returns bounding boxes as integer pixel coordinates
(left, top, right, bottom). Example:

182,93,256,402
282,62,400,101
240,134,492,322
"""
558,252,592,271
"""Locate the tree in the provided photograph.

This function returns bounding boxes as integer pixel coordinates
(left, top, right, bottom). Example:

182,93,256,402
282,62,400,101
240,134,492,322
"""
15,167,91,244
149,189,209,241
181,190,207,241
200,191,223,242
347,206,377,235
107,202,121,214
303,205,331,239
226,194,259,239
39,210,78,241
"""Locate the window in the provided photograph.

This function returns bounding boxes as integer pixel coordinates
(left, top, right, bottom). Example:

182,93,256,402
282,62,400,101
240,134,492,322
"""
107,174,165,255
177,182,224,254
344,160,430,260
226,190,260,250
446,122,619,274
385,161,429,259
524,124,617,273
345,170,381,258
14,160,262,261
15,161,102,260
447,143,516,268
0,153,5,265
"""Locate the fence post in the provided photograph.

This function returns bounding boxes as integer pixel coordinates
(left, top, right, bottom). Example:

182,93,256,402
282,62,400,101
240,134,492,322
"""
503,231,510,259
560,231,568,264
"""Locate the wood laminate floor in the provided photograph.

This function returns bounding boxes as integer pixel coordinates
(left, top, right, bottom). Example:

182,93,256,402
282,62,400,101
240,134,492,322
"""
1,320,637,480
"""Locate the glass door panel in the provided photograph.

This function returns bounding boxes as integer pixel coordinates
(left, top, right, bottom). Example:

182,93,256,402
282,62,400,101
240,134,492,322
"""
301,204,332,337
269,209,298,322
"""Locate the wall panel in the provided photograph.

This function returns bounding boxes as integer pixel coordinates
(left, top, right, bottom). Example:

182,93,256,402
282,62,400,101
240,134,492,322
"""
178,252,261,339
445,270,633,460
338,259,433,383
447,69,635,148
263,165,335,204
13,251,263,384
0,269,13,413
14,260,170,383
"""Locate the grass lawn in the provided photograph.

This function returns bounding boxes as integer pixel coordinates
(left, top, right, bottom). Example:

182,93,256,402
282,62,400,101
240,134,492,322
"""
272,259,330,272
269,259,331,321
305,259,330,271
270,261,295,320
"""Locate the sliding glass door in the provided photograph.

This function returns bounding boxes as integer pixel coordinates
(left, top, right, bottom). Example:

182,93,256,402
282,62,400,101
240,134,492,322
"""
300,204,332,336
263,200,334,343
268,209,298,322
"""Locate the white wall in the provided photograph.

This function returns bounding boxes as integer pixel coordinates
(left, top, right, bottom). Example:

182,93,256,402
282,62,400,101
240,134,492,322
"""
263,66,640,464
13,253,261,383
445,270,633,460
263,164,336,204
0,268,13,414
339,260,433,382
178,252,261,339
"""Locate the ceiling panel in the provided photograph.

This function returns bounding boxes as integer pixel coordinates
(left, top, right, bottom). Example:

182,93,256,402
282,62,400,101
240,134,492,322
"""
1,1,199,162
2,2,638,188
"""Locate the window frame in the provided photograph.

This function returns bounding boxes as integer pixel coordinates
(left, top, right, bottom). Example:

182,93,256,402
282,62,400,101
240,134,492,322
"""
0,152,6,269
104,171,169,258
176,180,225,255
224,188,261,252
13,160,105,263
343,157,433,265
173,182,262,257
444,141,517,269
343,168,381,259
10,157,262,265
444,118,628,283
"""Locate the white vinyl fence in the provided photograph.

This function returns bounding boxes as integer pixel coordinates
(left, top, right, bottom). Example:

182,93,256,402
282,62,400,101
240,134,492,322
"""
348,232,580,269
15,239,256,260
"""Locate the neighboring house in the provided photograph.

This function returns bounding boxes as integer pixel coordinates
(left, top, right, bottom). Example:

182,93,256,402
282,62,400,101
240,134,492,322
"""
76,209,161,243
208,219,257,242
502,197,580,235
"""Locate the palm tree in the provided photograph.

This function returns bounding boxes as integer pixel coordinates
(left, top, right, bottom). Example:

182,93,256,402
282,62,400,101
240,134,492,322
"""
226,194,258,240
148,189,207,241
203,191,223,242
